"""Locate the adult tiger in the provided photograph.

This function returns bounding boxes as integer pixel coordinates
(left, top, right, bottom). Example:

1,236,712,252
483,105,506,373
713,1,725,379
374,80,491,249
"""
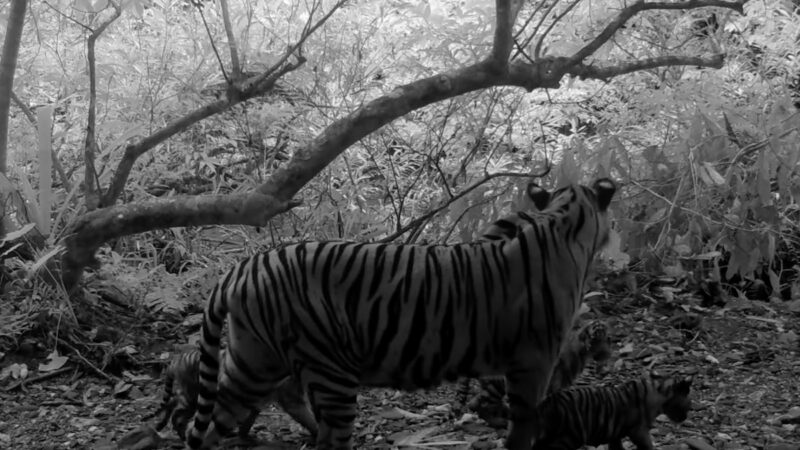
186,178,616,450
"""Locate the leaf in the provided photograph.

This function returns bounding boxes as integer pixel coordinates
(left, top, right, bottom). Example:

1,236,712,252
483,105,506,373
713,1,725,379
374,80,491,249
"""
699,162,725,186
144,275,185,312
4,363,29,380
644,207,667,231
755,151,771,205
693,251,722,260
29,245,65,276
391,426,438,446
618,342,634,355
662,264,685,278
377,406,425,420
555,147,579,186
114,381,133,397
0,223,37,244
38,351,68,372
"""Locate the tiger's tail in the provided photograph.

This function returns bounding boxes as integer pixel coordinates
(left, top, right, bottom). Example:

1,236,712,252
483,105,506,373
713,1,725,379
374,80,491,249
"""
185,270,235,449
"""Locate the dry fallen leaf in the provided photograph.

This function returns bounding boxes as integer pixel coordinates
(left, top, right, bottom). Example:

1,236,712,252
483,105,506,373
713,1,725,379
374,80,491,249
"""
38,351,68,373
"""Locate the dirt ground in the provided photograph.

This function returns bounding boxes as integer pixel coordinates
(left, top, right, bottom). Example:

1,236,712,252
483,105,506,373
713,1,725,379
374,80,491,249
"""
1,293,799,450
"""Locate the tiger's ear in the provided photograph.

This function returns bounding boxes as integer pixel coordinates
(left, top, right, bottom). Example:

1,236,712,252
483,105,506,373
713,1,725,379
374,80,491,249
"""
592,178,616,211
527,183,551,210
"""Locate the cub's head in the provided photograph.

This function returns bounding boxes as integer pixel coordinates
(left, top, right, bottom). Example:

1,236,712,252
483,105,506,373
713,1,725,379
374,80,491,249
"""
526,178,616,250
651,372,693,423
578,320,613,363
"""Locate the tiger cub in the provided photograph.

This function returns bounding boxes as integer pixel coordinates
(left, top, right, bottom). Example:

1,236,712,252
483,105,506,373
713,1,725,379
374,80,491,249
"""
532,372,693,450
461,320,612,428
145,348,317,440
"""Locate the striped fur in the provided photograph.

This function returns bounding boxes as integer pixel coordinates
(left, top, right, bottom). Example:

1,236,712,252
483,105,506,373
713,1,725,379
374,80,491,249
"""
186,178,616,450
146,348,316,440
531,373,693,450
459,320,613,428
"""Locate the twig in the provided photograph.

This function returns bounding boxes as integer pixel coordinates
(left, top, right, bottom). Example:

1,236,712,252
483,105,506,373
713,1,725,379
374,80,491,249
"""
379,169,547,243
2,366,74,392
53,334,117,383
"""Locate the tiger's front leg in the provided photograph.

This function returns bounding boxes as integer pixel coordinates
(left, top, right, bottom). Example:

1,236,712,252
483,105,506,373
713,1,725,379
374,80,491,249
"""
504,368,549,450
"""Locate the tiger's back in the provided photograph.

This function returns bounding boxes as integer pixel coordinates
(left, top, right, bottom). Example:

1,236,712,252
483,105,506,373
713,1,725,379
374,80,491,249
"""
187,179,617,450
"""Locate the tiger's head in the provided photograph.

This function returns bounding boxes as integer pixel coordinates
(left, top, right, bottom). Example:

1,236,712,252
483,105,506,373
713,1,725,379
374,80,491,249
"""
526,178,616,250
578,320,613,363
651,372,693,423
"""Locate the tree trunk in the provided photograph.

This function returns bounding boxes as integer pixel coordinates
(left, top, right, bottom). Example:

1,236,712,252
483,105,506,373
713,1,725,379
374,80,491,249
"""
0,0,28,175
0,0,29,238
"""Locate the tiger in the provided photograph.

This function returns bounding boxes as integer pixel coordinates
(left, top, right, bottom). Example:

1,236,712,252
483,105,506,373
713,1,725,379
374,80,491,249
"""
186,178,617,450
459,319,613,429
531,372,694,450
145,348,317,440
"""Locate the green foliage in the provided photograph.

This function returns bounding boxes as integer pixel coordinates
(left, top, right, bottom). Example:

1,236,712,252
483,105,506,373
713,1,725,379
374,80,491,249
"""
2,0,800,309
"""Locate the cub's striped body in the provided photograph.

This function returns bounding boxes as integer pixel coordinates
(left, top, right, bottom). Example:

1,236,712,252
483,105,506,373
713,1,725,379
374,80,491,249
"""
187,179,616,450
146,348,316,440
532,373,693,450
460,320,613,428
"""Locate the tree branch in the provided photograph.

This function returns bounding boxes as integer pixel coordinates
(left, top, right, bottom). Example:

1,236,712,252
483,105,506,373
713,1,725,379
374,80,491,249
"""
83,1,122,210
218,0,240,77
61,0,747,292
100,58,304,207
379,169,547,243
239,0,346,93
570,0,746,65
534,0,582,60
568,53,725,80
491,0,522,68
60,193,303,288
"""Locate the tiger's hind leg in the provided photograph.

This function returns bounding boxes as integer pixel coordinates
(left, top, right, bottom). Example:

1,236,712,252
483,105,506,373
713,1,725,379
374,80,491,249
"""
302,368,359,450
196,345,294,448
504,367,551,450
236,409,260,439
276,378,318,438
627,428,654,450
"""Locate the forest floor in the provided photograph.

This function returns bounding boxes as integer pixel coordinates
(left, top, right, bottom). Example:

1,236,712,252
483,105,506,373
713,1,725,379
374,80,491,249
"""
1,286,800,450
